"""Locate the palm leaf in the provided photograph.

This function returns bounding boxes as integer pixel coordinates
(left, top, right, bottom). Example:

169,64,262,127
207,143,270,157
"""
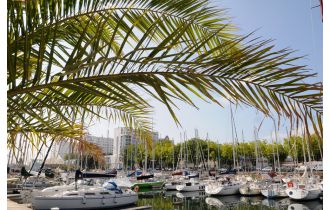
8,0,322,146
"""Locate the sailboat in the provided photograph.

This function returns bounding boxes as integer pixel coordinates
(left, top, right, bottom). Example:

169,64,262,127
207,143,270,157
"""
239,181,262,196
261,127,288,198
32,184,138,210
261,183,288,198
285,175,321,200
176,178,205,192
205,177,241,195
130,132,164,191
165,132,193,191
285,128,322,201
32,171,138,210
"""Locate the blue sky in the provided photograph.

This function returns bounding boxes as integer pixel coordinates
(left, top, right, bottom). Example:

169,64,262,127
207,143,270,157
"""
88,0,323,144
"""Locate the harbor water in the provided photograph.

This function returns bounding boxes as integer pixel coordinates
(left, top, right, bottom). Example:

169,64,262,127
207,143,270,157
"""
135,190,323,210
9,188,323,210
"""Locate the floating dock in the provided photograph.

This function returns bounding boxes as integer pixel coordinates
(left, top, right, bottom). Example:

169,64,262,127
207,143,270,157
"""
7,199,31,210
122,205,152,210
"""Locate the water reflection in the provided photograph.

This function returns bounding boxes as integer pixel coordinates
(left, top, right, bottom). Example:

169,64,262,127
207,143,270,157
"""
12,188,322,210
135,189,323,210
262,198,291,208
205,197,225,209
240,195,264,205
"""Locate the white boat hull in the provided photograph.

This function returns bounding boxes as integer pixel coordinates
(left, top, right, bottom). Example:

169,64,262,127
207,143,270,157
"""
261,188,287,198
164,183,178,190
164,183,179,190
32,193,138,210
206,183,241,195
239,186,261,195
176,184,205,192
285,188,321,200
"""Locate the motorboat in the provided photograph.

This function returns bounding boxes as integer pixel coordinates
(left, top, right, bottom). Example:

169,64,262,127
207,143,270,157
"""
129,173,164,191
32,182,138,210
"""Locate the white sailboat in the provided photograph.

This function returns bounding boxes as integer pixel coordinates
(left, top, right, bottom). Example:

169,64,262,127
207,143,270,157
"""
32,182,138,210
21,178,102,203
261,183,287,198
261,123,288,199
176,178,205,192
205,178,241,195
285,129,322,201
239,181,262,196
285,182,321,200
165,135,186,191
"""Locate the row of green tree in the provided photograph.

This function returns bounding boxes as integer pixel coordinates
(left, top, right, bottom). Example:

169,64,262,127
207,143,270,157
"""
123,134,322,170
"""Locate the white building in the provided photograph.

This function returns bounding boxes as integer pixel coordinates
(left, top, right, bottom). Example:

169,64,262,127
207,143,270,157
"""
112,127,159,166
55,141,72,159
86,135,114,155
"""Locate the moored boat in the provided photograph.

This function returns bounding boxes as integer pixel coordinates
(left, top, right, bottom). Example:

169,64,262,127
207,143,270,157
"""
285,184,321,200
239,182,262,196
176,178,205,192
32,183,138,210
261,183,287,198
164,179,183,191
205,178,241,195
131,180,164,190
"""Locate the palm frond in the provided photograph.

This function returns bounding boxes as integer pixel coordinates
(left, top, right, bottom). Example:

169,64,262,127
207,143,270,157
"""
8,0,322,142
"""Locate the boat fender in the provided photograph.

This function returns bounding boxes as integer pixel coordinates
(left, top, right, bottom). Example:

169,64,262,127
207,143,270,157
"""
134,186,139,192
102,196,105,205
82,196,86,204
287,181,293,188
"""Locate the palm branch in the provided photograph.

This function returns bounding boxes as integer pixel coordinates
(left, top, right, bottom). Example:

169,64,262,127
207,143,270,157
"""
8,0,322,147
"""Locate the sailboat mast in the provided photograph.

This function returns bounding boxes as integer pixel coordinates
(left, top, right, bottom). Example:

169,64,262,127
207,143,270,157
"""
273,120,281,175
207,133,210,170
172,139,175,171
160,134,162,171
179,133,183,170
241,130,246,172
301,130,307,164
271,133,276,170
217,139,221,170
254,128,259,171
144,132,148,173
230,103,236,169
152,120,155,172
184,131,188,169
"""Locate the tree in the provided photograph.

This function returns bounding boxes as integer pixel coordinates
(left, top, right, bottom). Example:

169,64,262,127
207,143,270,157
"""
8,0,322,150
283,134,322,162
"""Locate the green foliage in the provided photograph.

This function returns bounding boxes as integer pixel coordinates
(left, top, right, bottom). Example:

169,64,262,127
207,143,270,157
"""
122,134,322,169
7,0,322,149
283,134,322,162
